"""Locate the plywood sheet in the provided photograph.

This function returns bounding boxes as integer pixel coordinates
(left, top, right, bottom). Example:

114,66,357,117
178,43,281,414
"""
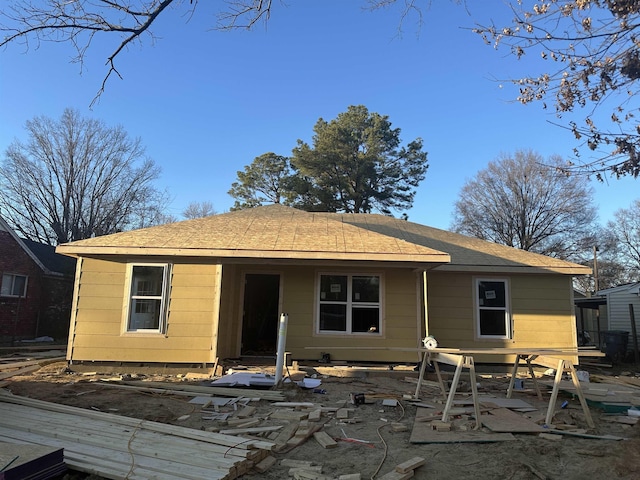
481,408,545,433
410,409,516,444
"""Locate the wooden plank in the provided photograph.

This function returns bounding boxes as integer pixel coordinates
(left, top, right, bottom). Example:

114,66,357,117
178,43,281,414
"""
377,470,414,480
0,365,40,380
0,393,274,450
478,396,535,410
219,425,282,435
410,414,517,444
253,455,277,473
395,457,426,473
481,408,545,433
273,421,299,451
313,430,338,449
0,394,276,480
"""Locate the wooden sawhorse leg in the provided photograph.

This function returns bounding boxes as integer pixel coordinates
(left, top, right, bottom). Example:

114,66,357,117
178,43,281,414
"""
543,357,594,428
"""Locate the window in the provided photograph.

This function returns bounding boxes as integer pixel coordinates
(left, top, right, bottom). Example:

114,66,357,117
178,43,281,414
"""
318,274,381,334
475,278,511,338
1,273,28,297
126,264,171,332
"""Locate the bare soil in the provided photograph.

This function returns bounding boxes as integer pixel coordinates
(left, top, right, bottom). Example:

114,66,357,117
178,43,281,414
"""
2,359,640,480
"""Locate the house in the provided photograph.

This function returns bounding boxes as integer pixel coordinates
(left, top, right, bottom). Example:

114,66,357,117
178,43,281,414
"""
56,205,590,370
595,282,640,359
0,217,76,344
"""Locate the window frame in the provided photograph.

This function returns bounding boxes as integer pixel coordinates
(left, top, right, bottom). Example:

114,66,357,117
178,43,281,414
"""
0,273,28,298
123,263,172,334
474,277,512,340
316,272,383,336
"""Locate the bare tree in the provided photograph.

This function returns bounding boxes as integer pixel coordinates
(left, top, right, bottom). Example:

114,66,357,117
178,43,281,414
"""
0,0,276,104
0,108,167,245
471,1,640,178
182,201,217,219
608,198,640,276
452,150,598,260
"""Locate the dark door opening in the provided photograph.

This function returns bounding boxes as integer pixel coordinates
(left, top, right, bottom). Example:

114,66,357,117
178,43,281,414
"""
241,273,280,356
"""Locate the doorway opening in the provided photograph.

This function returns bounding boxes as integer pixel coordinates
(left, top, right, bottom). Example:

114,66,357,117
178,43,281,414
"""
241,273,280,356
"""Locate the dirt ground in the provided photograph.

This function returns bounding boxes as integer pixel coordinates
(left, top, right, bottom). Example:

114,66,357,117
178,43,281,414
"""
2,357,640,480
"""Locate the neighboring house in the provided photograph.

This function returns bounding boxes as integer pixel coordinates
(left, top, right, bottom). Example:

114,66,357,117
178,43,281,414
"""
596,283,640,357
0,217,76,344
56,205,590,369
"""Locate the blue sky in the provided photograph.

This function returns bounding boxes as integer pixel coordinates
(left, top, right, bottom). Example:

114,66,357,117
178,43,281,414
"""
0,1,637,230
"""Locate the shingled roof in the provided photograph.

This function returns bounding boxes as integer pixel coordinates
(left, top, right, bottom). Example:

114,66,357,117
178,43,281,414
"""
56,205,590,275
1,217,76,276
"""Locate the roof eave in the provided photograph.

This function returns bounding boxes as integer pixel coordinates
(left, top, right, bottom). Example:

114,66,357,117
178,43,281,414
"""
434,264,592,275
55,245,451,264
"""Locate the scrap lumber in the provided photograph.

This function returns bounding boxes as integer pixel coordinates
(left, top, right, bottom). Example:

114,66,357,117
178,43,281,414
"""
377,470,414,480
118,380,286,400
481,408,545,433
0,393,274,480
253,455,277,473
281,459,319,468
291,470,334,480
0,365,41,381
273,422,300,451
313,430,338,449
395,457,426,473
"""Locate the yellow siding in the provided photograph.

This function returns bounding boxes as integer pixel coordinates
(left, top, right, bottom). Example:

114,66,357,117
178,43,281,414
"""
427,272,577,351
70,259,220,364
69,256,578,368
283,267,422,363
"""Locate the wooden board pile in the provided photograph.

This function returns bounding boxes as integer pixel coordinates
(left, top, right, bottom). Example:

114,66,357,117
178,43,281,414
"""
0,392,274,480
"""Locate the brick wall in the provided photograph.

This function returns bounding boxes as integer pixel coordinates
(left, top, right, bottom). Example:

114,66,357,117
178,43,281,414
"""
0,230,43,343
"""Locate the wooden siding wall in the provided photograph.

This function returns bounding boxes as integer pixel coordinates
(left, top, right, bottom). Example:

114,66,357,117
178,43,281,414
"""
427,271,577,362
282,267,422,363
606,290,640,336
70,258,220,364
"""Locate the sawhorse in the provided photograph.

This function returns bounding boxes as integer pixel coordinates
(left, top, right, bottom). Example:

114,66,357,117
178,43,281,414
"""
506,354,594,428
415,351,482,429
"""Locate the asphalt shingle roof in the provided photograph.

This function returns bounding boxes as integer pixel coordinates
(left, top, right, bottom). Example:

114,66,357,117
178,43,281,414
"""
57,205,590,275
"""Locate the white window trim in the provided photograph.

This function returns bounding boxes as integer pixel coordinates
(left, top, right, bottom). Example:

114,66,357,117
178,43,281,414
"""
315,272,383,336
0,273,28,298
474,277,511,340
122,263,171,334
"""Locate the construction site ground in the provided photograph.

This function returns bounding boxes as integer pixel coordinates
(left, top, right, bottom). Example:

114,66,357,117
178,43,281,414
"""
1,354,640,480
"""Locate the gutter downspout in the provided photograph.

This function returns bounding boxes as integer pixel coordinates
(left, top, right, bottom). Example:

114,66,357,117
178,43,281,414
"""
415,270,429,363
423,270,429,339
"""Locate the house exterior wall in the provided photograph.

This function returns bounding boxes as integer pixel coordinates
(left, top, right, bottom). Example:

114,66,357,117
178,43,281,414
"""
68,258,579,367
606,289,640,336
0,230,43,343
69,258,220,364
427,271,577,363
281,266,423,363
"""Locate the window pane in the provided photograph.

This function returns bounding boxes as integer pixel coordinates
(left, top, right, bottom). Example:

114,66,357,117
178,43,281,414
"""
479,309,507,336
132,266,164,296
352,307,380,333
352,276,379,303
320,275,347,302
0,274,11,296
12,275,26,296
319,304,347,331
478,281,505,308
130,299,161,329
